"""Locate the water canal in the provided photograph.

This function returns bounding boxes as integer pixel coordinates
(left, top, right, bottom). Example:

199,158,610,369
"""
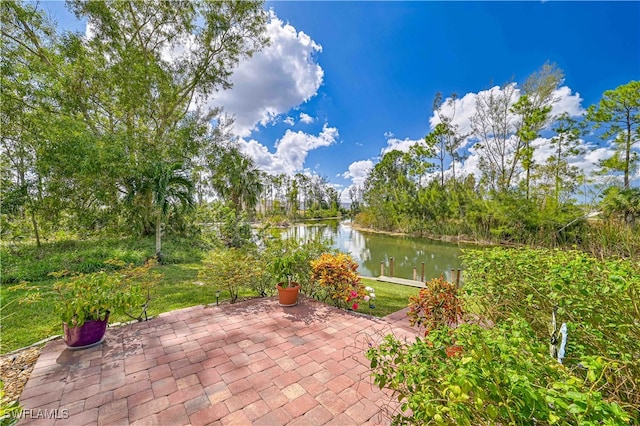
280,220,465,282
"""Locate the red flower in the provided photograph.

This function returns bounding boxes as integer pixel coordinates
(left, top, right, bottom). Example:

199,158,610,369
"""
352,303,359,310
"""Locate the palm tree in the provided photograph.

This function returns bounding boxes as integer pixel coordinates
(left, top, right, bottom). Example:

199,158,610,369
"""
601,186,640,225
145,162,194,256
210,146,263,216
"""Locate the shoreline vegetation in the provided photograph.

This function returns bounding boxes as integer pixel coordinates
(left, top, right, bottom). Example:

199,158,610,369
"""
349,222,500,247
351,214,640,259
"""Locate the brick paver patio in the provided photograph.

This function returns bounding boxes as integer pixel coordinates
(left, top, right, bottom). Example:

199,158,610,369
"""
19,297,416,425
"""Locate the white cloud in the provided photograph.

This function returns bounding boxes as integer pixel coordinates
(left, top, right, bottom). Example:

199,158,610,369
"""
549,86,584,118
239,124,338,175
428,91,478,141
207,11,323,137
428,85,584,150
339,160,374,203
381,136,424,155
341,160,374,186
283,116,295,126
299,113,315,124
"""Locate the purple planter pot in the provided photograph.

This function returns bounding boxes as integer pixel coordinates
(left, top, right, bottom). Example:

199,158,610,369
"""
63,312,109,350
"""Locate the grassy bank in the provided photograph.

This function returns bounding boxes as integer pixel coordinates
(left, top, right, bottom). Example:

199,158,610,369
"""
0,236,205,284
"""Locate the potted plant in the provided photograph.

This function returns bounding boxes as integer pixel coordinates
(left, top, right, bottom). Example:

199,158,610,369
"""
18,259,156,349
270,253,303,306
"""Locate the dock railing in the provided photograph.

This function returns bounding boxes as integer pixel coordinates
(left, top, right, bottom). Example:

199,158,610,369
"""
378,258,462,288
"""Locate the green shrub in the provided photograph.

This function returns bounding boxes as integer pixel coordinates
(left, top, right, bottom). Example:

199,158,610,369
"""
366,318,630,425
367,247,639,423
10,259,158,327
407,276,463,336
1,380,21,426
260,235,332,297
198,249,260,303
462,247,640,419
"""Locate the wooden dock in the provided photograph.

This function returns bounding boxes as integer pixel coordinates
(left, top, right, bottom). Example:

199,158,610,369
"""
375,275,426,288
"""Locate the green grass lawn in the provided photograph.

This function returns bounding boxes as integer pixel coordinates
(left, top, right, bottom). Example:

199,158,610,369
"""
1,266,419,353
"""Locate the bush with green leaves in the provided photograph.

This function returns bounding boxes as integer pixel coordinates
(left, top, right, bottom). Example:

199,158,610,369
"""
217,205,255,249
198,249,260,303
366,317,630,425
260,235,332,297
461,247,640,415
1,380,21,426
11,259,158,326
366,247,639,423
407,275,463,336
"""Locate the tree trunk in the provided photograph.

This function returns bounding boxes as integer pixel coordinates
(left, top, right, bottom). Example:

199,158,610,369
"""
30,208,41,249
624,111,631,189
155,211,162,256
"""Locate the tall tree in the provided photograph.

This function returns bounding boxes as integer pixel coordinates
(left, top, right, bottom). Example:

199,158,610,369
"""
512,62,564,199
209,145,263,215
587,81,640,189
62,0,268,229
362,150,417,230
1,1,62,246
431,92,468,185
294,173,310,215
536,112,585,205
425,123,449,188
286,177,299,217
510,95,551,199
471,83,519,192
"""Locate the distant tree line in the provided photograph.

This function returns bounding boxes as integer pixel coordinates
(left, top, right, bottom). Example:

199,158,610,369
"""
356,64,639,256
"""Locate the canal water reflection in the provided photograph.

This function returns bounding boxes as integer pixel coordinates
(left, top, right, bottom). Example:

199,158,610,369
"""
281,220,464,281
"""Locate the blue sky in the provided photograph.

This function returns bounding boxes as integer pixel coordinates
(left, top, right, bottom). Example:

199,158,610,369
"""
44,1,640,200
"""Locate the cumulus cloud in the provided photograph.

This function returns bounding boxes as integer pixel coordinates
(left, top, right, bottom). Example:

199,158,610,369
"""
208,11,324,137
239,124,338,175
339,160,374,203
299,113,315,124
549,86,584,118
88,9,323,138
428,91,479,141
381,136,424,155
341,160,374,186
283,116,295,126
347,84,594,196
429,85,584,147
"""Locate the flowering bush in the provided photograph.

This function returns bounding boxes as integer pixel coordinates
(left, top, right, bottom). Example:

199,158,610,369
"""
310,253,367,310
407,275,463,336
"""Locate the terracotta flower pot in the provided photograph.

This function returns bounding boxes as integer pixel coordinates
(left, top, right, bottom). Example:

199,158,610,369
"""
63,312,109,349
276,282,300,307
